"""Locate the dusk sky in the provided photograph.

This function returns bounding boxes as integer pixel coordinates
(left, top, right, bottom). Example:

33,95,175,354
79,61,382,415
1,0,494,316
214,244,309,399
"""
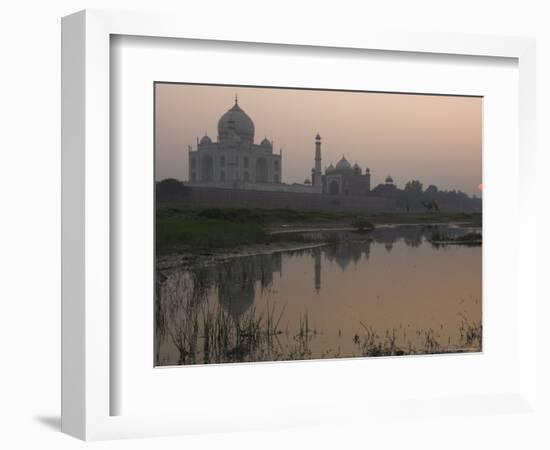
155,83,482,196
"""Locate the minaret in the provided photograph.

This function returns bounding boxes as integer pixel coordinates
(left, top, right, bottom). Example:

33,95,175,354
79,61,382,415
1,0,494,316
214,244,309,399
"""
313,133,322,191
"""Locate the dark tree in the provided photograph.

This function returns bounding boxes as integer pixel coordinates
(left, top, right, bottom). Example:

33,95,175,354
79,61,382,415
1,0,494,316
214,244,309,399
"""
404,180,423,193
156,178,190,199
425,184,438,195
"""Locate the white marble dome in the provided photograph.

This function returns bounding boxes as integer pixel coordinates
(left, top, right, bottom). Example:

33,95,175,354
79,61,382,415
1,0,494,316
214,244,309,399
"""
218,99,255,144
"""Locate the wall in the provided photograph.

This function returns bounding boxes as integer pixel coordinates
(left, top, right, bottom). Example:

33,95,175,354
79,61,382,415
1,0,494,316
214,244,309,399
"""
161,186,396,212
1,1,549,450
187,180,323,194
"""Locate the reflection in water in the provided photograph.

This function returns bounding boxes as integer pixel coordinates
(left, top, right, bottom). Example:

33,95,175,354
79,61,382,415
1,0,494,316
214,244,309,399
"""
217,253,282,320
156,224,482,366
313,248,321,293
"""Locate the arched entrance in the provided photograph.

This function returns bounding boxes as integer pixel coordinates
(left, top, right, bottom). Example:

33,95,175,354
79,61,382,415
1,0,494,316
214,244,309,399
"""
256,158,268,183
329,179,340,195
201,155,213,181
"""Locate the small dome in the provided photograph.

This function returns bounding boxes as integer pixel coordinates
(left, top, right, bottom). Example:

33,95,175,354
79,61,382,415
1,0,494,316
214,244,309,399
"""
353,162,361,172
365,167,370,173
260,137,272,148
315,133,321,140
326,163,335,173
385,175,394,184
199,134,212,145
335,156,352,171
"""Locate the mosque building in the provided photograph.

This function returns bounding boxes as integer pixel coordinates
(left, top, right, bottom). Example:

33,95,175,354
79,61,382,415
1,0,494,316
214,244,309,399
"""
188,98,372,196
322,151,371,196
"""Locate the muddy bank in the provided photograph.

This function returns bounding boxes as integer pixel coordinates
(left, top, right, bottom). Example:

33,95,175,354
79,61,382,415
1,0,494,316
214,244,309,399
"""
156,240,330,272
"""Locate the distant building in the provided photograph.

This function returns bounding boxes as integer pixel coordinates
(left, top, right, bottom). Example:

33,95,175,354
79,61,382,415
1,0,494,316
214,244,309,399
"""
187,98,372,196
322,153,371,196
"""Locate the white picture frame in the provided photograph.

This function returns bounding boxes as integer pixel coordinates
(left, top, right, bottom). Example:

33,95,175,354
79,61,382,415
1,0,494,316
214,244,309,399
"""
61,9,537,441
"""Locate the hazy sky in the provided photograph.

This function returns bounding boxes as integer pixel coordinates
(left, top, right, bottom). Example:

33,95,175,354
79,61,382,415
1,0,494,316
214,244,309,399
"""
155,83,482,196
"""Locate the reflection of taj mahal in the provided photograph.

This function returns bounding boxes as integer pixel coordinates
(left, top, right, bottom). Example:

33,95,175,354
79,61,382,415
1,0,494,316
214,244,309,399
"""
188,98,372,196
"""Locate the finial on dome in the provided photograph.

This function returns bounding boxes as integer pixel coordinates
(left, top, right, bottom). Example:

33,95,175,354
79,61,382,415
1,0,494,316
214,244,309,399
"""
235,93,238,105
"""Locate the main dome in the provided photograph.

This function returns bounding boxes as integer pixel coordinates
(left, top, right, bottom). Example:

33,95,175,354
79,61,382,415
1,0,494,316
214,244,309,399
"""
335,156,352,171
218,99,255,144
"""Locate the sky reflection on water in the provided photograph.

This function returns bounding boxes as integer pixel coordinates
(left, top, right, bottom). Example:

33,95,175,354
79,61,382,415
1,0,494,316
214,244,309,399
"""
157,224,481,365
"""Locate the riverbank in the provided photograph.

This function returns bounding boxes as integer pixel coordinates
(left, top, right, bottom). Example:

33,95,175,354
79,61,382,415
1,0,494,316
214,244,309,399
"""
156,207,482,264
156,241,329,271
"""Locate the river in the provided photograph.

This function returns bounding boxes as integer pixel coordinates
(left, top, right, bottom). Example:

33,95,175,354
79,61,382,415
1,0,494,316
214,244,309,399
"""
156,223,482,366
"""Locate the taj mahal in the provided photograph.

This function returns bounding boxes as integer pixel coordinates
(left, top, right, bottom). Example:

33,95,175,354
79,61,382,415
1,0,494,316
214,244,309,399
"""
187,97,378,196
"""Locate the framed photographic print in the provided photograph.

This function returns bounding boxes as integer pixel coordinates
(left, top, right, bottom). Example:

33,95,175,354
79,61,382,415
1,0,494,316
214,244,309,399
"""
154,83,483,367
61,9,537,441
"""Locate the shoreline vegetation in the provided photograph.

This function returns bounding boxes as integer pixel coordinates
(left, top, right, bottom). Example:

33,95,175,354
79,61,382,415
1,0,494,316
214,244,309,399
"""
157,291,483,366
430,231,482,246
156,207,482,269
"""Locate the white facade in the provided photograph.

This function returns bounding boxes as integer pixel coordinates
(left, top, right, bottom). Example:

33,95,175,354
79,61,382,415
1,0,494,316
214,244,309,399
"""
188,98,284,188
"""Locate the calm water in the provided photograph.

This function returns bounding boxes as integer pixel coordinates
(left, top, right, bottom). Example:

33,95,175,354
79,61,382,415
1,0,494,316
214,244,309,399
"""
156,224,482,366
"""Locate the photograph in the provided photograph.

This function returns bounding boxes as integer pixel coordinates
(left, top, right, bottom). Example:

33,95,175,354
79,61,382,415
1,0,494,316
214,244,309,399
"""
154,83,483,366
